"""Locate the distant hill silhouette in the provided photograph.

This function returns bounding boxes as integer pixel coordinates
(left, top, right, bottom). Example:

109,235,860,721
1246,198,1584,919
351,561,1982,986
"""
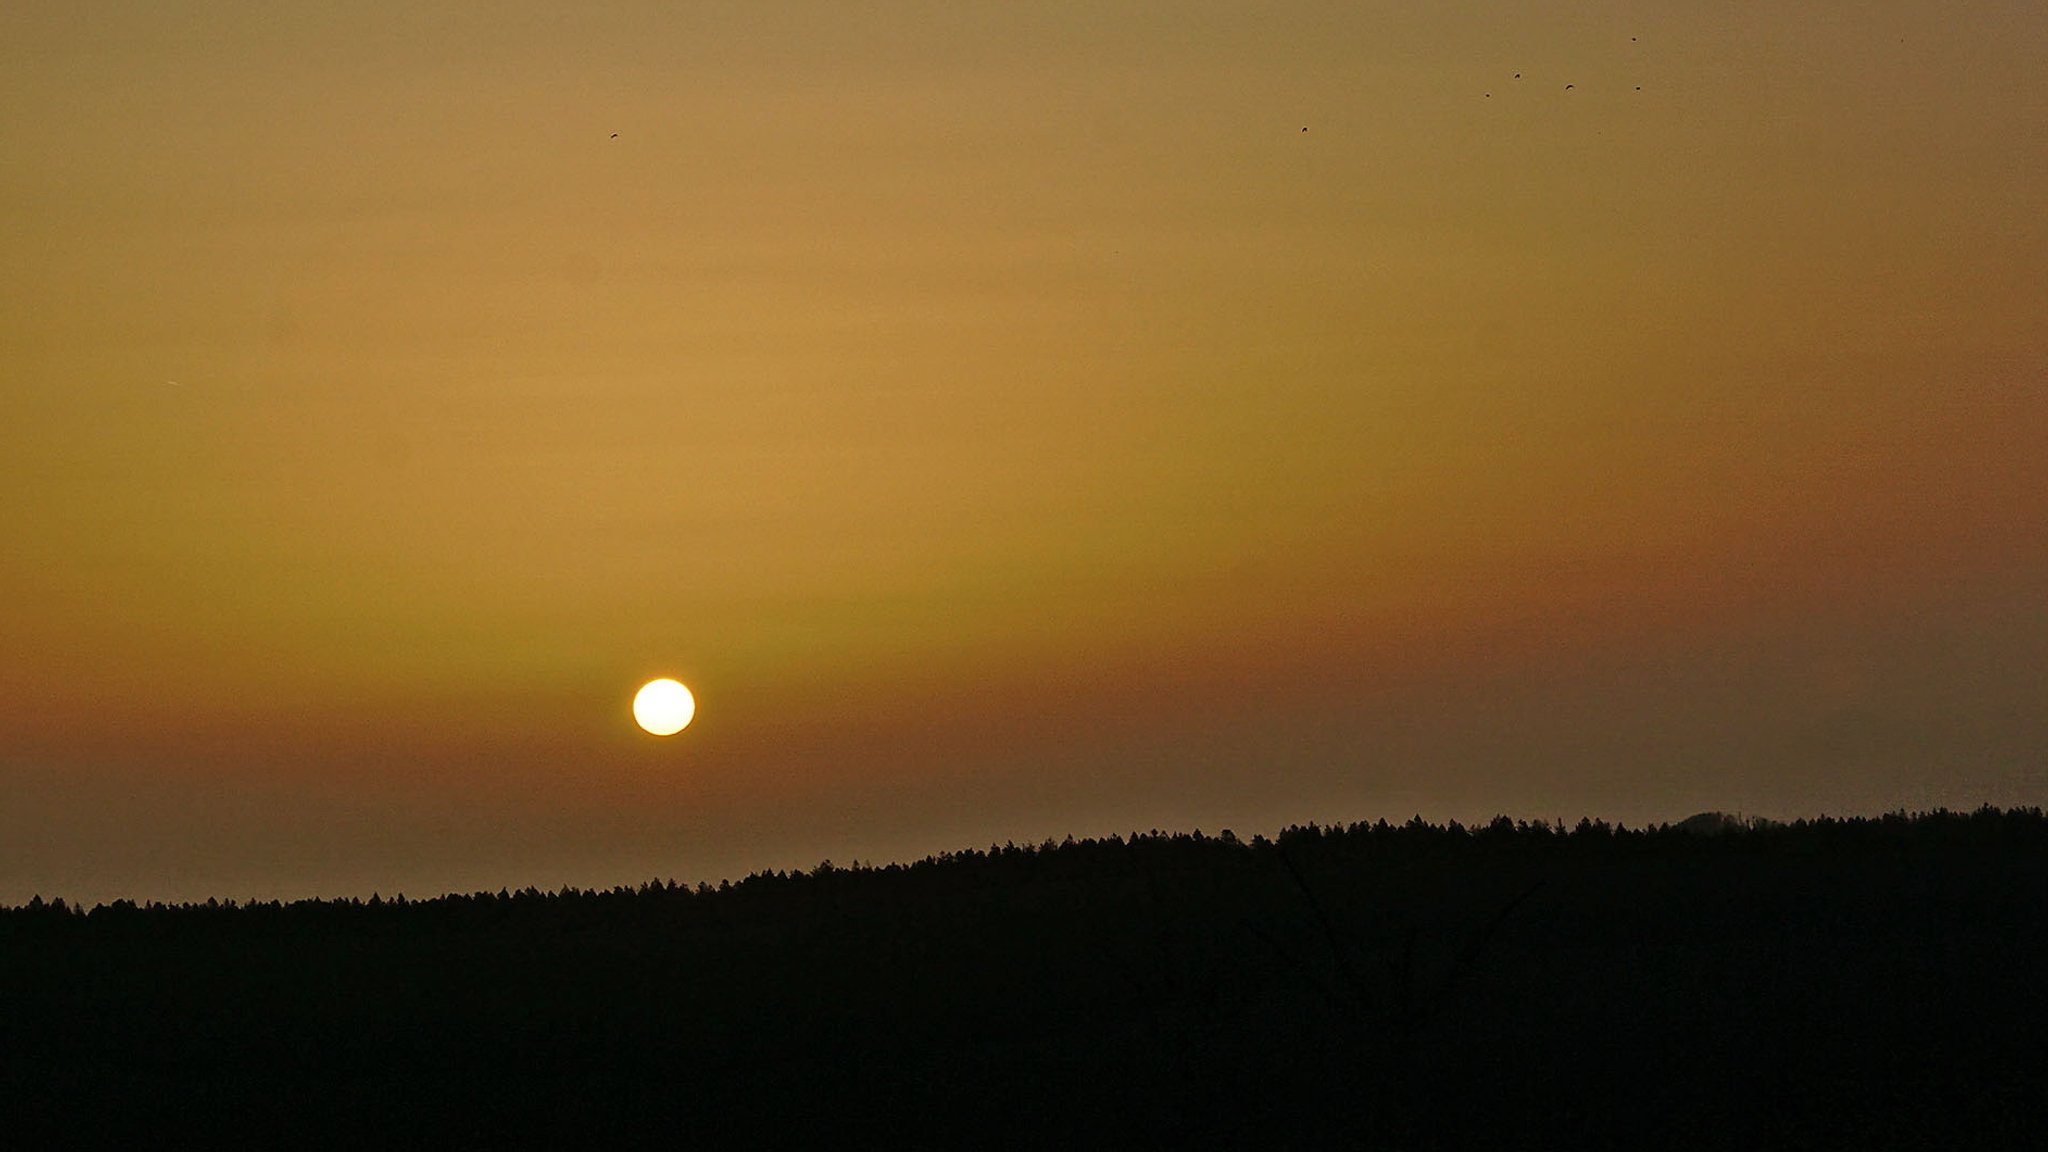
5,807,2046,1148
1673,810,1785,835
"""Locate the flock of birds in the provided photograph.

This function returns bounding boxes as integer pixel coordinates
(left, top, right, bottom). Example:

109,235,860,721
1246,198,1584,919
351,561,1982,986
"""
598,35,1653,142
1482,35,1642,100
1288,33,1647,135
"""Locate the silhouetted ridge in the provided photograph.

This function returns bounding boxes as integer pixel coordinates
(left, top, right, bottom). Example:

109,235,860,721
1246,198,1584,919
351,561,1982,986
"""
6,807,2045,1148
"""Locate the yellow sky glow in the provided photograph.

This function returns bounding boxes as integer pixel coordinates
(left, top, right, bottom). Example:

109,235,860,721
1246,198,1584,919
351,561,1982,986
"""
4,2,2045,903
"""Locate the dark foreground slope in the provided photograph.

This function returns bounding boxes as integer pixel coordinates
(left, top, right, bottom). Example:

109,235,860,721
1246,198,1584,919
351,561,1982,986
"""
5,809,2046,1149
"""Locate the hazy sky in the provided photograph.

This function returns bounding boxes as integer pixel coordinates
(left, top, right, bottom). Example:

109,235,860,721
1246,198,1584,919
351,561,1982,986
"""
5,2,2044,904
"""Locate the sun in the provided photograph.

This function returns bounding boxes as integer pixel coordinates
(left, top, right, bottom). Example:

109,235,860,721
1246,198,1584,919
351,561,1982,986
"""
632,678,696,736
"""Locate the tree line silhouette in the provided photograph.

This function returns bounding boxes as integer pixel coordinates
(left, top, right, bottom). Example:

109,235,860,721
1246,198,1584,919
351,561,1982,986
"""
6,807,2045,1148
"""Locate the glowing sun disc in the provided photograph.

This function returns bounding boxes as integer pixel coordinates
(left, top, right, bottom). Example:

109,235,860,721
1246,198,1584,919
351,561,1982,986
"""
632,678,695,736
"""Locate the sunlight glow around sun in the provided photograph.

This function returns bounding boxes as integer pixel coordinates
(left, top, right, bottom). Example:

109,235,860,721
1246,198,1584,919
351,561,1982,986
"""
632,678,695,736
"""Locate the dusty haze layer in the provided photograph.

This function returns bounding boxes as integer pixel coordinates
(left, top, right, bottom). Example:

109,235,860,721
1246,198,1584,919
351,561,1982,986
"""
4,2,2044,904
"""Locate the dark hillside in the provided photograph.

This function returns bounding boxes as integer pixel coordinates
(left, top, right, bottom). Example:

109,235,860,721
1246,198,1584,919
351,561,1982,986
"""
6,808,2046,1148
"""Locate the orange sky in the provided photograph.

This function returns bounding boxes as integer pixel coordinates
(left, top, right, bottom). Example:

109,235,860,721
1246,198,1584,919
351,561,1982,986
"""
5,2,2045,904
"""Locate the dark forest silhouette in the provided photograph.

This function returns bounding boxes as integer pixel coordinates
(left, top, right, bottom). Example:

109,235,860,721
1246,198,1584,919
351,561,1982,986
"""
6,808,2046,1148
